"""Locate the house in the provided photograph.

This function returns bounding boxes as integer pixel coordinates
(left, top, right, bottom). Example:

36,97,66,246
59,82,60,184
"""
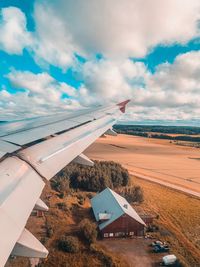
91,187,146,238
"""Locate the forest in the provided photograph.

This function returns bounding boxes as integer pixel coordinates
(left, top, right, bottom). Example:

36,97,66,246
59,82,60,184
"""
51,161,129,193
51,161,143,203
114,125,200,142
114,125,200,134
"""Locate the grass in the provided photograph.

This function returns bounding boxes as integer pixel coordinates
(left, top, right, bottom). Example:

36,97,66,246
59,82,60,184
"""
133,176,200,267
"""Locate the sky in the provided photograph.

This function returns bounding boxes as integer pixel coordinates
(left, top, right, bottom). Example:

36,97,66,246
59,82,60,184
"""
0,0,200,125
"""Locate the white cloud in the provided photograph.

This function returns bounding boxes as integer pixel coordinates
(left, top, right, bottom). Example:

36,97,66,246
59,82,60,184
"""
142,51,200,106
7,71,54,93
0,7,32,54
59,82,77,97
77,59,147,105
0,2,200,123
1,51,200,122
123,51,200,121
34,0,200,59
1,70,80,120
0,6,77,68
7,70,77,98
1,2,199,67
32,3,79,69
76,51,200,121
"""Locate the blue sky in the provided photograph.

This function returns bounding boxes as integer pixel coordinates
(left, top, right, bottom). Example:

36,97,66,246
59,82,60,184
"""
0,0,200,124
136,38,200,73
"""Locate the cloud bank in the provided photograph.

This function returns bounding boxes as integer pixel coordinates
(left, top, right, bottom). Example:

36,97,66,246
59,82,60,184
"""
44,0,200,58
0,1,200,123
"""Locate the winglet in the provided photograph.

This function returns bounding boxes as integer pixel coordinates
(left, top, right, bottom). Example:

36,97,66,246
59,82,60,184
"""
117,100,131,113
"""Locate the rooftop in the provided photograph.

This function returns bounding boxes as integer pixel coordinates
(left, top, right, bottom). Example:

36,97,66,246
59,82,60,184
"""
91,187,145,230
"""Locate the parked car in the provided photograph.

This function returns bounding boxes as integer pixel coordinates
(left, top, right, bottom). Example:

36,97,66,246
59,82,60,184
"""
153,244,170,253
162,254,177,265
151,240,165,247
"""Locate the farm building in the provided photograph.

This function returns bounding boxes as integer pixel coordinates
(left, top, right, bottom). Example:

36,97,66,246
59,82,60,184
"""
91,187,146,238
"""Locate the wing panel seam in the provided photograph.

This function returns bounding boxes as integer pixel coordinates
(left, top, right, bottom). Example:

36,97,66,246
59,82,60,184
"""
12,155,47,183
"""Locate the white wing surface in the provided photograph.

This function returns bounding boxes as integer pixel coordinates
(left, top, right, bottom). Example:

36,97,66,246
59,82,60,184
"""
0,100,130,266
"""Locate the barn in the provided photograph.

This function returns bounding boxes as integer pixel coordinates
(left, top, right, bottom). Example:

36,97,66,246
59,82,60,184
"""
91,187,146,238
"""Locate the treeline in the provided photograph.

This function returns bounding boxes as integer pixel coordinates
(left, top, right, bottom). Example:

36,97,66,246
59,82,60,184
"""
151,134,200,142
114,125,200,135
51,161,130,193
114,125,200,142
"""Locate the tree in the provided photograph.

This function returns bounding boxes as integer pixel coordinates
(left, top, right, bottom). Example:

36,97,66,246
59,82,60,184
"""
79,219,97,244
58,236,79,253
51,176,70,197
120,186,144,203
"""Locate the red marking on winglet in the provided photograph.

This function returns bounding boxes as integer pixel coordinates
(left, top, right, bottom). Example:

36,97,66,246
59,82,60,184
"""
117,100,131,113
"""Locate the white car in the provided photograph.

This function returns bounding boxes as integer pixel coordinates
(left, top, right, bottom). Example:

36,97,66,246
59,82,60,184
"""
162,254,177,265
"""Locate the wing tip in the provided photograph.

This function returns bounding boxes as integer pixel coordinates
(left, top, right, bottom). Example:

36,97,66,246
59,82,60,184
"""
117,99,131,113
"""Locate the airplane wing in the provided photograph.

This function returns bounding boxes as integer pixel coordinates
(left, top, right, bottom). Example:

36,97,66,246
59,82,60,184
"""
0,100,130,266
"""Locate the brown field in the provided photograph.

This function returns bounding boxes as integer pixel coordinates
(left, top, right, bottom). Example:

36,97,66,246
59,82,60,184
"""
86,134,200,194
6,134,200,267
86,134,200,266
134,177,200,267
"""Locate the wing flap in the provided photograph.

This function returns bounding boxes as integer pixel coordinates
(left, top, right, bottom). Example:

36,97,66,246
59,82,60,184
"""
72,153,94,166
11,228,48,258
105,128,118,136
0,157,45,267
34,199,49,211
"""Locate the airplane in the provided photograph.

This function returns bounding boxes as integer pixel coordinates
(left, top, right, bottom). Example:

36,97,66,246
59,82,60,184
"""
0,100,130,266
